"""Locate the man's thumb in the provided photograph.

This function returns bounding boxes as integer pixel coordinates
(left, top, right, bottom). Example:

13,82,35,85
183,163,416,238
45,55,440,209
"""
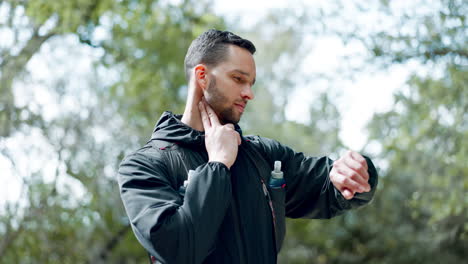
343,188,354,200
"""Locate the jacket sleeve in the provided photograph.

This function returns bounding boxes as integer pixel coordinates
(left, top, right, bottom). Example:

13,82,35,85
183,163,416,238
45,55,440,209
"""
257,137,378,219
117,151,232,264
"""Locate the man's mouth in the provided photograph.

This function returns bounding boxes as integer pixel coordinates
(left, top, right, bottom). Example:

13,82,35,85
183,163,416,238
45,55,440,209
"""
234,103,246,113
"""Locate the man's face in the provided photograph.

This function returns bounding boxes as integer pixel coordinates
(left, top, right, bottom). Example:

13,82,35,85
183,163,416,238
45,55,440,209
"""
204,45,256,124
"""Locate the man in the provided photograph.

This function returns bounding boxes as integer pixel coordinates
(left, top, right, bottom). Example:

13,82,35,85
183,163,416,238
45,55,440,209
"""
117,29,378,264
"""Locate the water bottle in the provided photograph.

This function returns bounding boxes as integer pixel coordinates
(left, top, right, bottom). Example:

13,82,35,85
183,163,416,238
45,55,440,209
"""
269,161,285,189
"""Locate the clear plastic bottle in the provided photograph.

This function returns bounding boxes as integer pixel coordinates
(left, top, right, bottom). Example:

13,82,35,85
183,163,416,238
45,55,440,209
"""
269,161,285,189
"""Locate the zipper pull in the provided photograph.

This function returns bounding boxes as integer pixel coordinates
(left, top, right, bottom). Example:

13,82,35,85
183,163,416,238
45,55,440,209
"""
262,181,269,197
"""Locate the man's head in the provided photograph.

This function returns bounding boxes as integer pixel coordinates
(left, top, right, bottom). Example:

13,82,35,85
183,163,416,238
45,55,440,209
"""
184,29,256,81
184,29,257,124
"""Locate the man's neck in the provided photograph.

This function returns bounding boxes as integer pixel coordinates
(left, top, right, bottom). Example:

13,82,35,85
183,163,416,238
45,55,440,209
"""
181,87,204,132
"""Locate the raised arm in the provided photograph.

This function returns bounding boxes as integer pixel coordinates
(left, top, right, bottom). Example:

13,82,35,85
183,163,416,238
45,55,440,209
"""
256,137,378,219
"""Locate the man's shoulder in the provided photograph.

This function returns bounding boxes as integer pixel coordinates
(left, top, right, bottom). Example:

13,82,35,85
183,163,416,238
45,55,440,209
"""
243,135,289,156
121,140,180,164
243,135,296,160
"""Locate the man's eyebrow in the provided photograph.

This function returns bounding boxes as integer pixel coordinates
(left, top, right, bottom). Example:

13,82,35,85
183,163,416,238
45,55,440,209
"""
232,69,256,85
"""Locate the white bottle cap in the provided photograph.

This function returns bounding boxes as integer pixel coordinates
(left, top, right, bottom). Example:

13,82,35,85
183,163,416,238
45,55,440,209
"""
271,161,283,179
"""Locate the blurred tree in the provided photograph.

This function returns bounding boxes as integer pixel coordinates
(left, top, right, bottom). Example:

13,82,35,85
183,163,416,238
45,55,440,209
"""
0,0,113,137
364,65,467,263
364,0,467,262
359,0,467,67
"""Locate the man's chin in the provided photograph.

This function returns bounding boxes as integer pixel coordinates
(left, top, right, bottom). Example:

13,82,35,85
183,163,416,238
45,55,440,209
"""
218,110,241,125
221,115,241,125
221,118,240,125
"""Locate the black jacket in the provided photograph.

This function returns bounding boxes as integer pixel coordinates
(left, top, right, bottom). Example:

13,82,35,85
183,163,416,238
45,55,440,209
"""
117,112,378,264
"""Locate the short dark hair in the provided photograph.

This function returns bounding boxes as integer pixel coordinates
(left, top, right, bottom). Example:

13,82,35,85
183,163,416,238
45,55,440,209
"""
184,29,256,81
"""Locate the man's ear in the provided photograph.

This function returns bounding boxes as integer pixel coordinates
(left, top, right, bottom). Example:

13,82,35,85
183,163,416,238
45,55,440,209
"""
194,64,208,91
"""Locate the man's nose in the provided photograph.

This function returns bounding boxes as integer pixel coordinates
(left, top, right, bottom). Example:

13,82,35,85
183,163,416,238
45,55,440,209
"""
241,85,255,100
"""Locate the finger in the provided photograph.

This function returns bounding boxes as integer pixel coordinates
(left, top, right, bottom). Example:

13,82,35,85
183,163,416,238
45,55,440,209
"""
203,100,221,126
342,188,354,200
225,123,235,130
336,162,369,187
340,165,370,192
236,132,241,145
349,151,368,171
335,168,367,193
343,156,369,182
198,101,211,130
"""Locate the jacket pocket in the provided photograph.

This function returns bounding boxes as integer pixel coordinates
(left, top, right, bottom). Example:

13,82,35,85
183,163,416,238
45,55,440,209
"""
269,187,286,253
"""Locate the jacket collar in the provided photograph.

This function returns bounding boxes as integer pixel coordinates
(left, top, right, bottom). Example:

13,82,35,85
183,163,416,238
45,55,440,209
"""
151,111,243,146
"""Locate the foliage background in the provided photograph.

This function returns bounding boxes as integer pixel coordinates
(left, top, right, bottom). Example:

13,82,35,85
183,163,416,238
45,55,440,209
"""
0,0,466,263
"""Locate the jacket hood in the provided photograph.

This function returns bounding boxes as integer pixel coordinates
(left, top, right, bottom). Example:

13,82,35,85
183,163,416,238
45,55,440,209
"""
151,111,243,146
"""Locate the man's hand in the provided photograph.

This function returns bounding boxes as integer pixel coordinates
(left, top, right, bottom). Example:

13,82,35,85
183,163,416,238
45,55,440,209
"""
330,150,371,200
199,100,241,169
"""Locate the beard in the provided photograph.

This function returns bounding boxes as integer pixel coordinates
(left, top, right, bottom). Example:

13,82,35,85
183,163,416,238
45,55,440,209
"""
205,77,242,124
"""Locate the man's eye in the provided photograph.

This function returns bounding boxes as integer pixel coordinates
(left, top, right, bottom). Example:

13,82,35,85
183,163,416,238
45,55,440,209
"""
233,76,242,82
